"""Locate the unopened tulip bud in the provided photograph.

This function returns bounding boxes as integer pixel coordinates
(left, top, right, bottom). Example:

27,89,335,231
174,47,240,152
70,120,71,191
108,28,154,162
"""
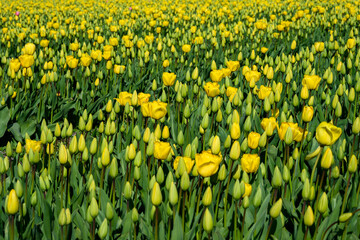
284,127,293,145
270,198,282,218
321,148,333,169
59,144,68,165
348,155,358,173
272,166,282,188
151,182,162,206
132,208,139,222
318,192,328,214
203,208,213,233
90,197,99,218
352,117,360,134
339,213,353,223
59,208,66,226
202,187,212,206
98,219,108,239
253,187,262,207
304,206,314,226
229,141,240,160
233,180,241,200
218,165,227,181
169,182,178,206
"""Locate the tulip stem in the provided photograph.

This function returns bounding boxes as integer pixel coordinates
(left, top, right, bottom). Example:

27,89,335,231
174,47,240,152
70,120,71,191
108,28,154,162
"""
314,170,325,217
9,215,14,240
224,158,234,225
340,173,352,214
350,134,356,157
182,191,186,231
214,181,222,220
241,208,246,240
313,214,322,240
296,123,308,178
195,178,204,217
155,207,159,240
310,147,323,185
264,138,269,179
265,218,273,240
304,226,309,240
234,199,238,239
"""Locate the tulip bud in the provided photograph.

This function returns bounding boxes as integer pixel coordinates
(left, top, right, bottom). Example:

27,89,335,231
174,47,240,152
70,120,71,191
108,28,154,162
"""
229,141,240,160
232,180,241,200
59,208,66,226
202,187,212,207
132,208,139,222
230,123,241,140
272,166,282,188
151,182,162,206
348,155,358,173
218,165,227,181
59,144,68,165
106,202,114,220
339,212,353,223
203,208,213,233
98,219,108,239
304,206,314,226
321,148,333,169
169,182,178,206
253,187,262,207
352,117,360,134
270,198,282,218
318,192,328,214
89,197,99,218
124,181,132,200
7,189,19,215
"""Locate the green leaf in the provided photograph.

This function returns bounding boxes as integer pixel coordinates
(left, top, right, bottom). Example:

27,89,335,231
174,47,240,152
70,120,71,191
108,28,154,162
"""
171,213,183,240
0,107,10,138
9,123,22,142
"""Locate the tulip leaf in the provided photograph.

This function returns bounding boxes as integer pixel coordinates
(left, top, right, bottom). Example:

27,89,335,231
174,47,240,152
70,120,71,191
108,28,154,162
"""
8,122,22,142
171,213,183,240
0,107,10,138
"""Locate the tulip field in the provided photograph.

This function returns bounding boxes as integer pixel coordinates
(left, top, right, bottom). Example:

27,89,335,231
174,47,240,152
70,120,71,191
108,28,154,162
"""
1,0,360,239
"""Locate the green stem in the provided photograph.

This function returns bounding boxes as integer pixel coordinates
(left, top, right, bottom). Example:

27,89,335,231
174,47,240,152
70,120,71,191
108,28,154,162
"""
214,181,222,220
310,147,323,185
265,218,273,240
304,226,309,240
340,173,352,214
195,178,204,217
9,215,14,240
341,222,349,240
241,208,246,240
155,207,159,240
234,199,237,239
224,158,234,225
264,139,269,179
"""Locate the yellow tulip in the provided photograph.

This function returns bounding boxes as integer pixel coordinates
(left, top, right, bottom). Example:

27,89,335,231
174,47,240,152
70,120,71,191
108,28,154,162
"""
25,139,42,154
114,92,132,106
141,102,151,117
109,37,119,46
226,87,238,101
137,93,151,105
7,189,19,215
302,106,314,122
195,150,222,177
241,154,260,173
182,44,191,53
314,42,324,52
162,72,177,86
315,122,342,146
243,183,252,197
210,70,225,82
277,122,307,142
226,61,240,72
154,141,171,160
256,85,272,100
80,54,92,67
261,117,277,132
24,43,36,55
248,132,261,149
204,82,220,97
149,100,168,120
19,54,34,68
69,42,79,51
302,75,321,90
245,70,261,83
10,58,21,72
91,50,102,61
173,156,195,174
346,38,356,49
162,59,170,68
